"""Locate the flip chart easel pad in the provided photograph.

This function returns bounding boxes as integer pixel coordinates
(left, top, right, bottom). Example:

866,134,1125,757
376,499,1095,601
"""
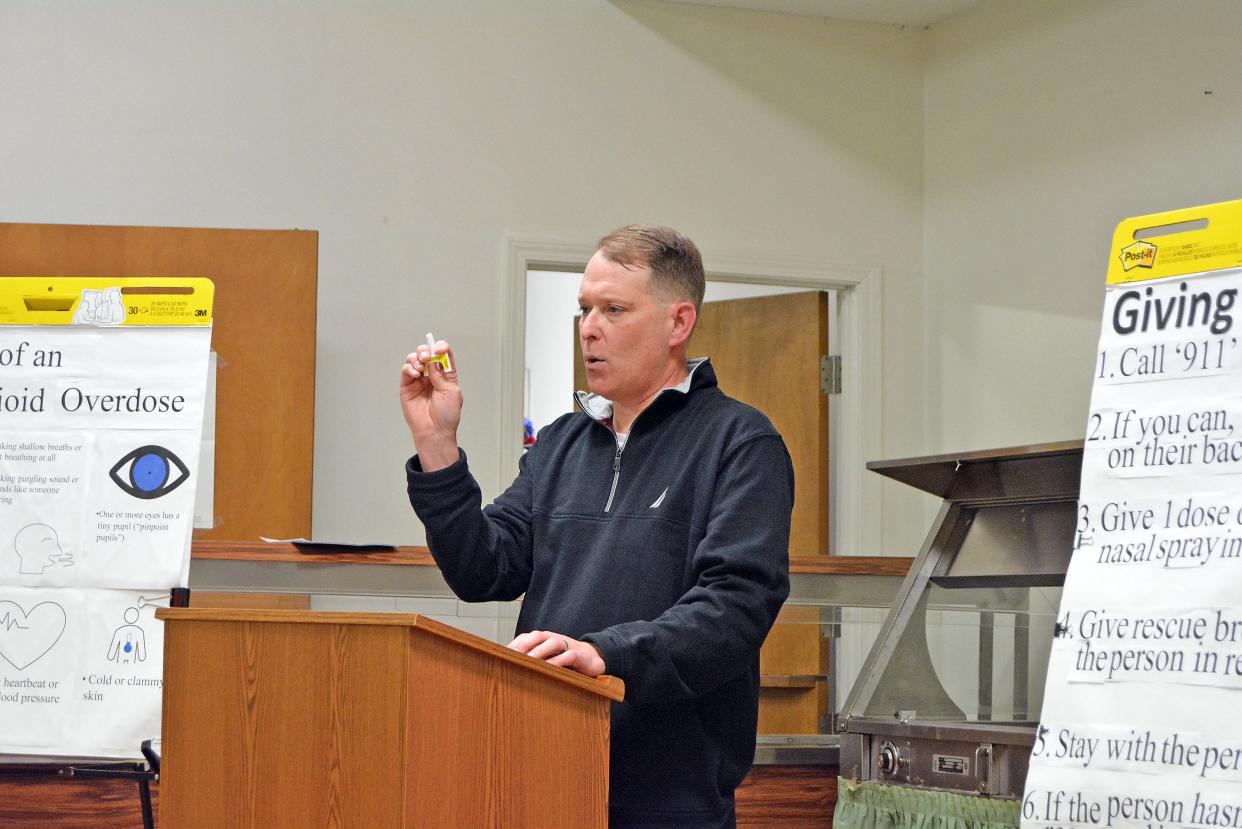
1024,202,1242,827
0,278,212,759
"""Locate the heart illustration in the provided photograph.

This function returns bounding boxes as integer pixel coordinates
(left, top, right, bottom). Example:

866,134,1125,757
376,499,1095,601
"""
0,601,67,671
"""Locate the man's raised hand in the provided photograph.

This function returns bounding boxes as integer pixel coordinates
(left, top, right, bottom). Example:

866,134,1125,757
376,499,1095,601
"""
399,338,462,471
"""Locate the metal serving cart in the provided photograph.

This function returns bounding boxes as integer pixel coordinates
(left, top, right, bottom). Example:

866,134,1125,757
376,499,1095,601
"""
838,441,1082,797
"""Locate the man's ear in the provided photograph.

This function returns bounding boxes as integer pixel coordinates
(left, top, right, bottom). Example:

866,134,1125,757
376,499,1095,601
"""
668,301,697,349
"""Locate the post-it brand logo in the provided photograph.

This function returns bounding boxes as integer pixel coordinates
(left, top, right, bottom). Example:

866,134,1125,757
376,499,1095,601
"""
1119,240,1157,271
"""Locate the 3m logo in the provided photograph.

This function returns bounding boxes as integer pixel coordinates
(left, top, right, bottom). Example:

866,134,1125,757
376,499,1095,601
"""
1120,240,1157,271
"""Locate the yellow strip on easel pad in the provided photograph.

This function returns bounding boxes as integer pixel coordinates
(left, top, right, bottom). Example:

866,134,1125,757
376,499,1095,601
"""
0,278,213,326
1107,199,1242,285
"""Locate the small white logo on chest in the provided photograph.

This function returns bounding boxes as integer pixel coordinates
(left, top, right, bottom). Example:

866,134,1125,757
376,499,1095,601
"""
650,488,668,509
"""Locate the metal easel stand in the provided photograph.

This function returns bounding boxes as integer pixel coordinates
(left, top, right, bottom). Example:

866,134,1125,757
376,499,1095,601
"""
0,737,159,829
65,739,160,829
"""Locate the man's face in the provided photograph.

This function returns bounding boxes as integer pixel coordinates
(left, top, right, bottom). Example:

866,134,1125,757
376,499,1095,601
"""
577,251,675,406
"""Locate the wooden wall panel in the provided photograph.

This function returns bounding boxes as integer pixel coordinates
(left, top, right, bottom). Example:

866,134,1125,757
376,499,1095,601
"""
0,764,838,828
0,223,317,540
0,773,155,828
737,765,837,829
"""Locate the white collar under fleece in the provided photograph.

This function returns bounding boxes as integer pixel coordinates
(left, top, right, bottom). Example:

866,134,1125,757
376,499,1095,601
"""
574,357,709,425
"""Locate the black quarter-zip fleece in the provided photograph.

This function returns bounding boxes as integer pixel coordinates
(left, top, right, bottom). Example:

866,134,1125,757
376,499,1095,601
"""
406,358,793,828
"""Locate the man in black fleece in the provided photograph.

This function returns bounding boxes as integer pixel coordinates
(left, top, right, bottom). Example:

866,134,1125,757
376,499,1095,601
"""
400,225,793,829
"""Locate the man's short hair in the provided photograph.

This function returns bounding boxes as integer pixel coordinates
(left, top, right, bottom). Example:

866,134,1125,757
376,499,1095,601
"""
597,225,706,311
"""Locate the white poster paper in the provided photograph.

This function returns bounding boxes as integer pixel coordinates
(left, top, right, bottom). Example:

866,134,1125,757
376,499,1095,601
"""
0,308,211,759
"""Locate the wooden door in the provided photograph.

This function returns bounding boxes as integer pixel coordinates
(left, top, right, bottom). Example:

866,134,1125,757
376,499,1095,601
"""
686,292,828,556
575,290,831,734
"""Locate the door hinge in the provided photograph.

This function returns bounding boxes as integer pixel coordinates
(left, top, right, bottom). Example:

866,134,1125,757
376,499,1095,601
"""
820,355,841,395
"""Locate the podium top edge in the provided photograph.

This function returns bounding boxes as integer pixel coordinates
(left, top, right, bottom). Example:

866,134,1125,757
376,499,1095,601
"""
156,607,625,701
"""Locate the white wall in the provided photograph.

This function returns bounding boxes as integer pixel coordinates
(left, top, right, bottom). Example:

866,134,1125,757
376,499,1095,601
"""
0,1,928,552
923,0,1242,454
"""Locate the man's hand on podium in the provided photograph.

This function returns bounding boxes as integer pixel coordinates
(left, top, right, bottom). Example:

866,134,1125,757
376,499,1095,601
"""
508,630,606,677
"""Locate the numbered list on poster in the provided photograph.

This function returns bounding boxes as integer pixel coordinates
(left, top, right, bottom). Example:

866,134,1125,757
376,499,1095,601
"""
1024,269,1242,828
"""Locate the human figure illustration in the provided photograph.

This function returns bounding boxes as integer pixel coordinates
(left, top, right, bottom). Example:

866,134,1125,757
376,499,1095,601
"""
14,523,73,574
72,287,126,325
107,607,147,664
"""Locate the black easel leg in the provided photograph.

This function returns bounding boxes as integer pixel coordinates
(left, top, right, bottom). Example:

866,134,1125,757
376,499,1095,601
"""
139,777,155,829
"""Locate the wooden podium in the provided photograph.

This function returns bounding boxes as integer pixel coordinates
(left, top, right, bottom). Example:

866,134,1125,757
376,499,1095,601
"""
154,609,624,827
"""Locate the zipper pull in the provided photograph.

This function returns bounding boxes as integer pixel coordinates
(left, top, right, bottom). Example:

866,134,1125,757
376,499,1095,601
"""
604,444,624,514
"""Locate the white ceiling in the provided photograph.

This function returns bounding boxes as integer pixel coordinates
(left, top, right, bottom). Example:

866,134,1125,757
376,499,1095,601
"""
664,0,984,27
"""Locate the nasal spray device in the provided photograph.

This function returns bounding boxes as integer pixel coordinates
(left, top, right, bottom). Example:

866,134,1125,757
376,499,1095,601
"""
424,332,453,373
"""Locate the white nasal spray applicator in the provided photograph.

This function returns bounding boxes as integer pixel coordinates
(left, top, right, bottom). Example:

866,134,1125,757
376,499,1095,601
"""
424,332,453,373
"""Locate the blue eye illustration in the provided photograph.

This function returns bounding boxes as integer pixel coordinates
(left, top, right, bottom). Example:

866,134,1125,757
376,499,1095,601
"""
109,445,190,499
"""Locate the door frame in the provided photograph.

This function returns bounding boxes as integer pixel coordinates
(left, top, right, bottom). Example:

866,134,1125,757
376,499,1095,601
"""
500,235,883,556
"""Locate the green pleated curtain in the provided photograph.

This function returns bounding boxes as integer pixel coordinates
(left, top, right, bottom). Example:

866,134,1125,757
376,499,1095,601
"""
835,780,1020,829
